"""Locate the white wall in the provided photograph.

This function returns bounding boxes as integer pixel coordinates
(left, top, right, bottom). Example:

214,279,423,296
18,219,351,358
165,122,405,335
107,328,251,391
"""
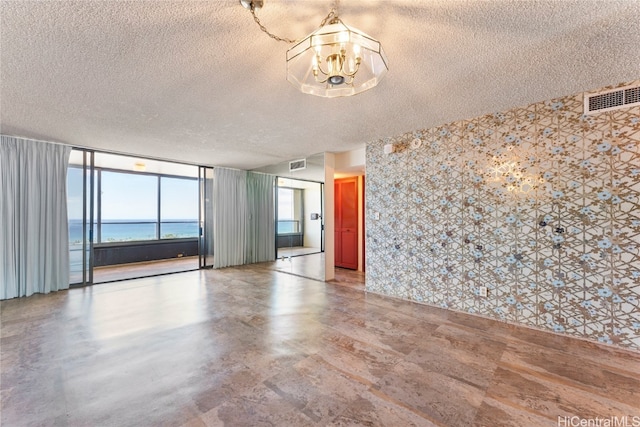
253,153,325,182
324,153,335,281
334,147,365,176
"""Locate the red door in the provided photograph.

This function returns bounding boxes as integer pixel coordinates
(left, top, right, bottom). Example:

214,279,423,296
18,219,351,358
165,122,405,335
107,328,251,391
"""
335,177,358,270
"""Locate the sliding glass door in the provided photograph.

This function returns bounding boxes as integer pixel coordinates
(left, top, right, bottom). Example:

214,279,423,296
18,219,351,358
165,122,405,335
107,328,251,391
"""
67,150,95,285
67,149,201,284
199,166,214,268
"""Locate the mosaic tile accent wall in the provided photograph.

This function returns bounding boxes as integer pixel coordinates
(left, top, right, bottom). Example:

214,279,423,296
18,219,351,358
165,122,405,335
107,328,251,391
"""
365,81,640,350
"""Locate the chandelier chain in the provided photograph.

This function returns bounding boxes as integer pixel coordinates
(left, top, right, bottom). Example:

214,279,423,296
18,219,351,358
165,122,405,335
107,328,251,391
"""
249,6,296,43
319,0,339,27
249,0,340,44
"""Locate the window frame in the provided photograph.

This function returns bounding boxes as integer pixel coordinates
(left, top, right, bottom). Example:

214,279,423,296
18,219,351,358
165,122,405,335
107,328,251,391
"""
91,167,199,245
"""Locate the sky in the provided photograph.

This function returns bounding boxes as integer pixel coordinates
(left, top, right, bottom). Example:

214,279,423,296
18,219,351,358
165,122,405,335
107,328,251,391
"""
67,168,198,220
68,167,300,222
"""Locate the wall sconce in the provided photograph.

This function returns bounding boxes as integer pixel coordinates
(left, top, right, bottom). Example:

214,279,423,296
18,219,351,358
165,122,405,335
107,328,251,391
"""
487,160,540,194
384,143,395,155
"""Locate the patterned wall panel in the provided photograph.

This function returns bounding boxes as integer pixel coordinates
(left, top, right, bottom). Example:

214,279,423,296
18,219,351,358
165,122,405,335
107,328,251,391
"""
366,81,640,350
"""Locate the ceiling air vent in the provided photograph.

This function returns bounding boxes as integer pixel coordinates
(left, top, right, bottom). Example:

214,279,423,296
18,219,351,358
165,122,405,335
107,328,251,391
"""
584,84,640,114
289,158,306,172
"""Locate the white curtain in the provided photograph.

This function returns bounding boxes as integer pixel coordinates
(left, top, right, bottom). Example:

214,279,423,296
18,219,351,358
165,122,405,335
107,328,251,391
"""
212,168,275,268
213,168,247,268
0,136,72,299
245,172,275,264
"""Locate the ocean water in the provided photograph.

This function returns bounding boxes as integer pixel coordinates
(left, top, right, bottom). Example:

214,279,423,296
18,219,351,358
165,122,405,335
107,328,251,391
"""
277,220,299,234
68,219,198,243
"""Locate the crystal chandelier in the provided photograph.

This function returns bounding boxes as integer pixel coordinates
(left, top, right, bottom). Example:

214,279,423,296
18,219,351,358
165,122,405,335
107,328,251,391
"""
240,0,388,98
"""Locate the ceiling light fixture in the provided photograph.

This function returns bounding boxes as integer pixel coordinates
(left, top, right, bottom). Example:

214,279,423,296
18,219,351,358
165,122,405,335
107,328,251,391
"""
240,0,388,98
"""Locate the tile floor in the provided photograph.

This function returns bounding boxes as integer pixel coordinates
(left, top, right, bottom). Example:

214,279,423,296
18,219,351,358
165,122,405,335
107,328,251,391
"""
1,264,638,426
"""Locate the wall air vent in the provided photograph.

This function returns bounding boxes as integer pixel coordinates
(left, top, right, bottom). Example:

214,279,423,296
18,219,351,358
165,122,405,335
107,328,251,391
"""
584,84,640,114
289,158,306,172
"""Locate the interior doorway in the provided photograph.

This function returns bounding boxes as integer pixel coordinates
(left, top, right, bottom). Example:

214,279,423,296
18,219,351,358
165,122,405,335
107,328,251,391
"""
334,177,358,270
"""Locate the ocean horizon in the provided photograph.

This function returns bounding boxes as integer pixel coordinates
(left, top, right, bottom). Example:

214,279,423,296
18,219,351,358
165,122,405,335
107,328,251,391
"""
68,219,199,243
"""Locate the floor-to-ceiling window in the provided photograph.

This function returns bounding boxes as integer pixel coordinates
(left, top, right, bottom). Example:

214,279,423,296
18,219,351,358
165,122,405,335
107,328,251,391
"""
67,150,202,284
99,170,159,242
67,159,92,284
160,177,199,239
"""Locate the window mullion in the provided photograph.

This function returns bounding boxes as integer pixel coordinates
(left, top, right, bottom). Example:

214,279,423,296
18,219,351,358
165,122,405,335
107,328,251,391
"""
157,176,161,240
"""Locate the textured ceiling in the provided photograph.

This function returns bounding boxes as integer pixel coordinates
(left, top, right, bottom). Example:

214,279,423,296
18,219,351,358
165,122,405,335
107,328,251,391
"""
1,0,639,170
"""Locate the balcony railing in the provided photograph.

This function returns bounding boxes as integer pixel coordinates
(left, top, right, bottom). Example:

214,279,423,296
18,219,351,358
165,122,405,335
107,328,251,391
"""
69,220,199,275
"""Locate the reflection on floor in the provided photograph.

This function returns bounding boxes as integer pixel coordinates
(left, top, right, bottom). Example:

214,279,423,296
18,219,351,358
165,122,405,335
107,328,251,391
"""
88,250,353,289
277,246,322,258
3,267,638,426
269,252,325,282
93,256,199,283
265,252,365,290
331,267,365,291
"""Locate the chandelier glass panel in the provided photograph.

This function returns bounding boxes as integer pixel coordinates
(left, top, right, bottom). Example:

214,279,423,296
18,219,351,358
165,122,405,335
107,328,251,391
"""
287,18,388,98
241,0,388,98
